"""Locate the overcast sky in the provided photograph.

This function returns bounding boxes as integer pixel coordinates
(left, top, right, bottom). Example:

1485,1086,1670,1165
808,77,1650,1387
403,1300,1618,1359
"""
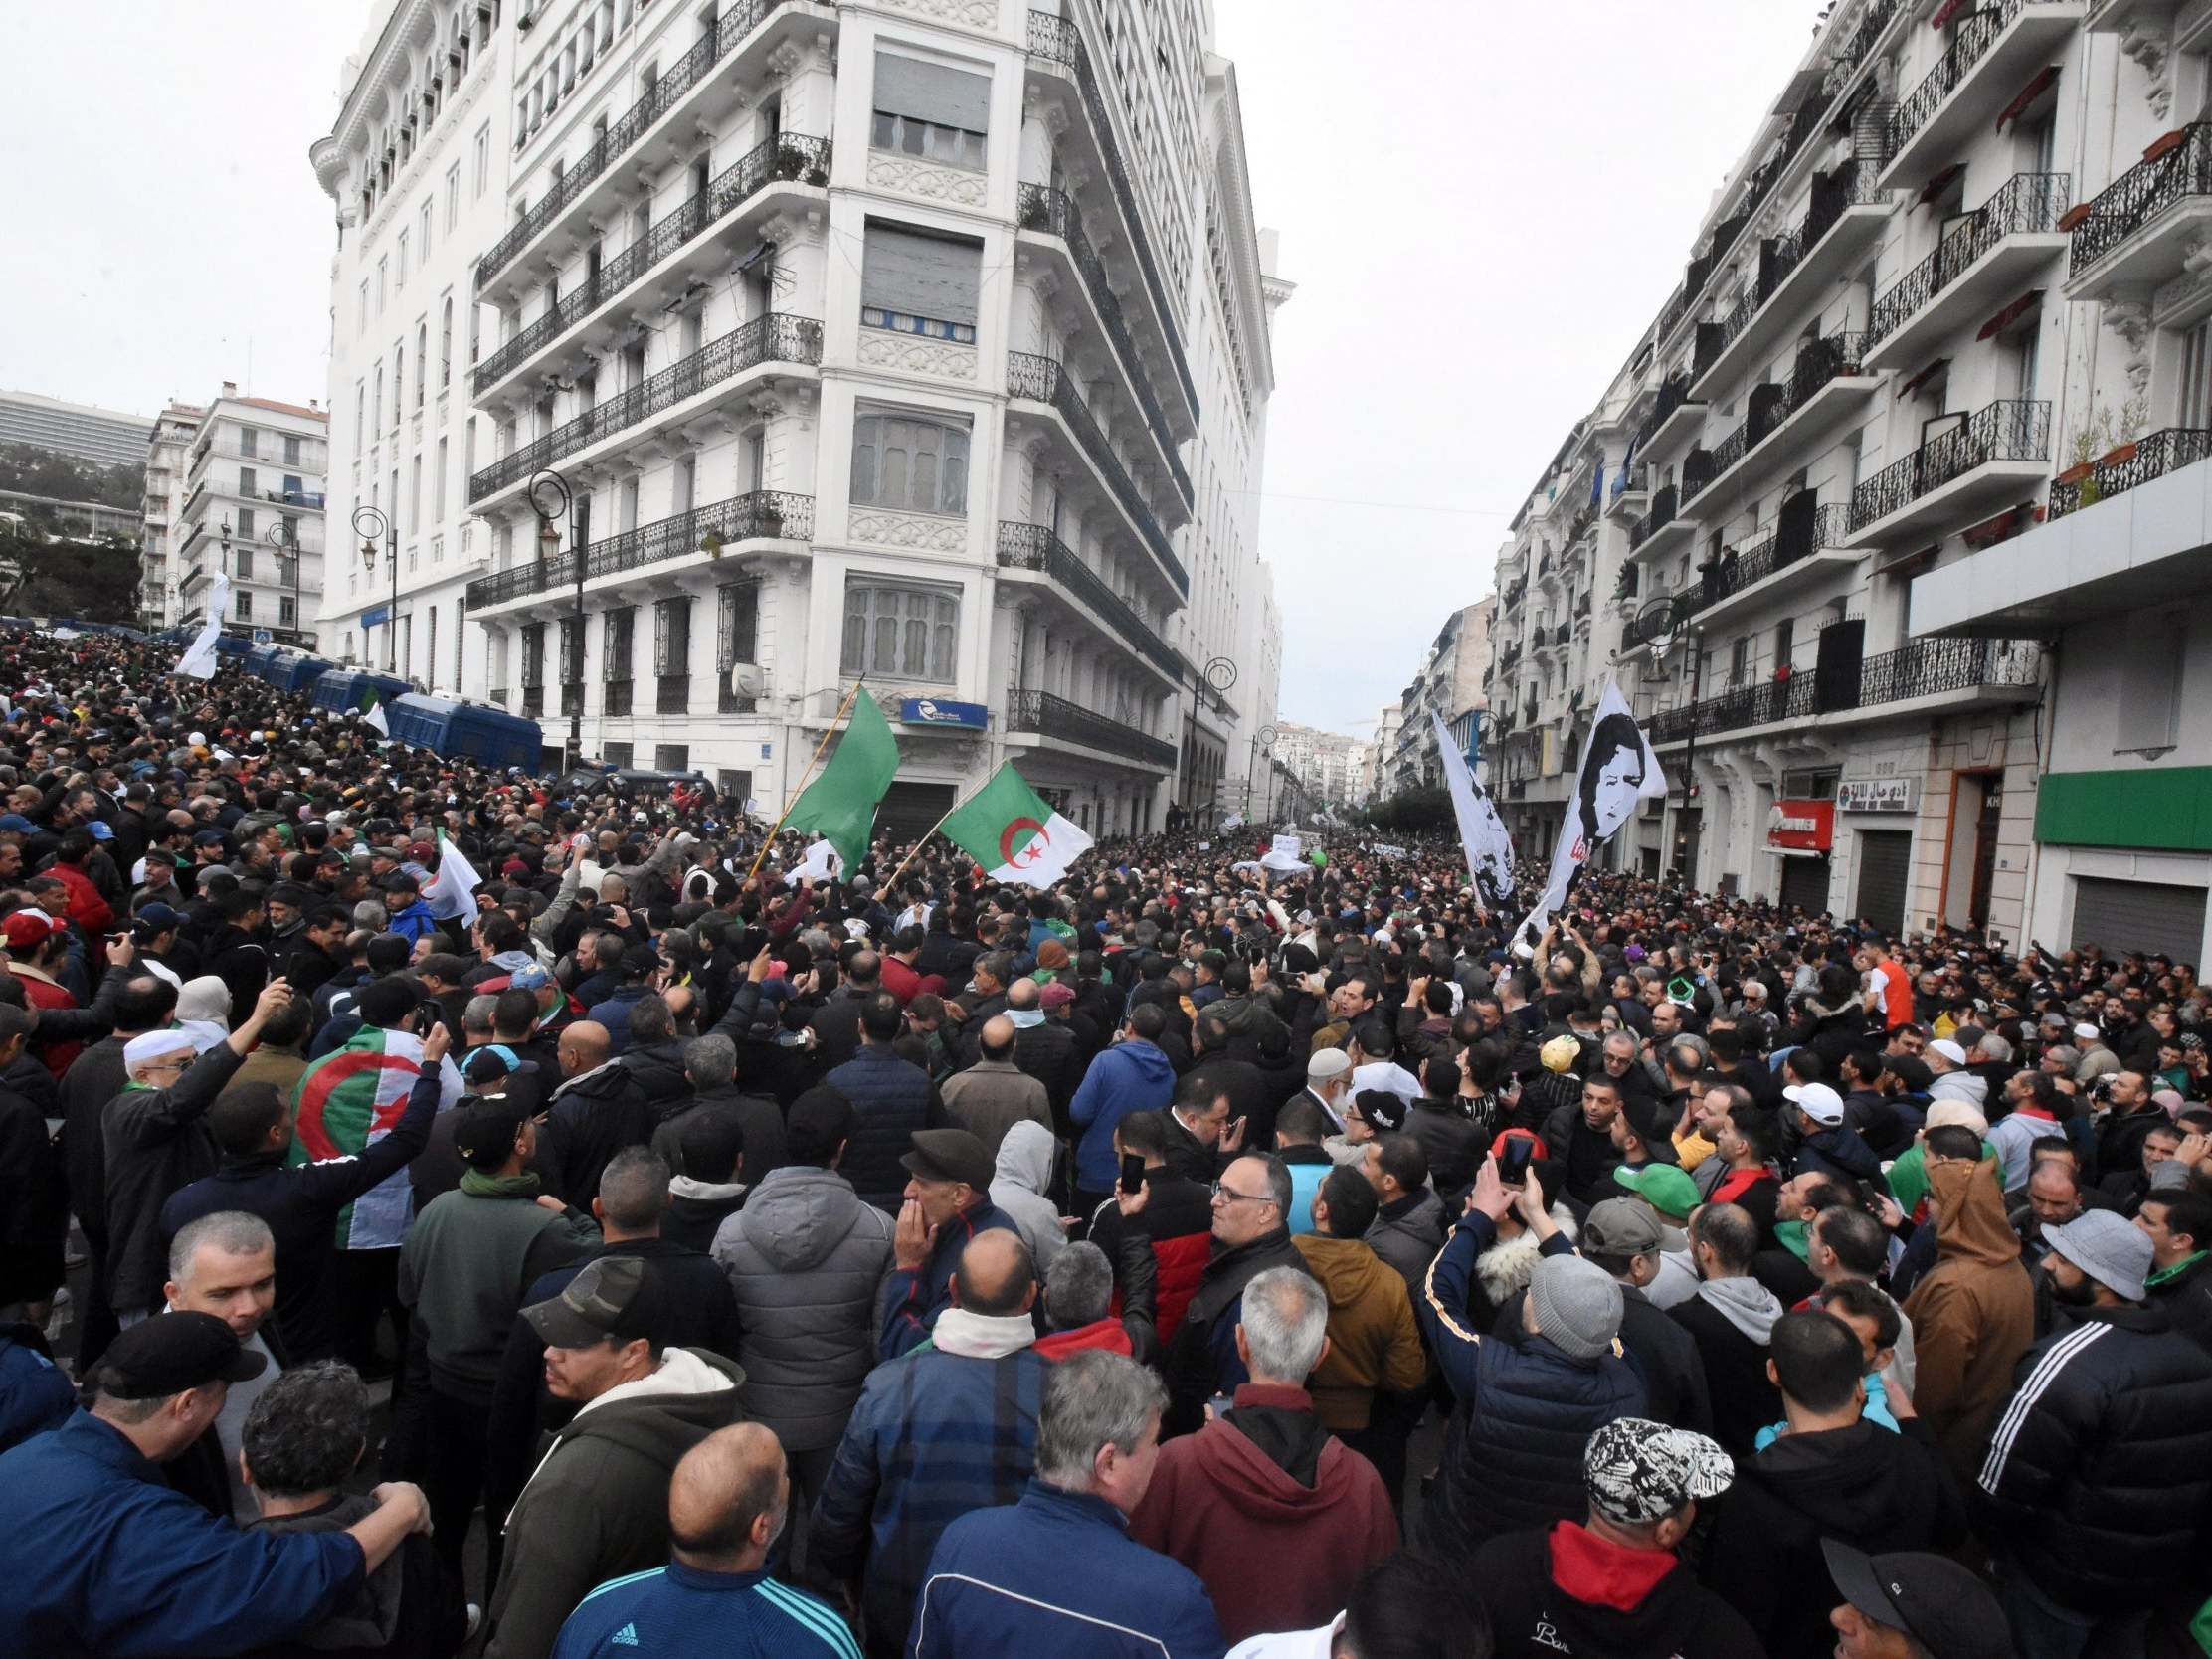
2,1,1817,742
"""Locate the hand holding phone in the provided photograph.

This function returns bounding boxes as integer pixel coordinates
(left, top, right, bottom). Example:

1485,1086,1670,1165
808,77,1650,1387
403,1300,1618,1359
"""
1497,1136,1537,1187
1120,1152,1148,1196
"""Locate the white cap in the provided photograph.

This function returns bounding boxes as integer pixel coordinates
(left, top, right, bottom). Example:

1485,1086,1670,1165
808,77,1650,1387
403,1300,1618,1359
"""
187,731,206,746
2073,1022,2101,1041
1785,1082,1846,1127
1929,1038,1967,1067
123,1030,196,1069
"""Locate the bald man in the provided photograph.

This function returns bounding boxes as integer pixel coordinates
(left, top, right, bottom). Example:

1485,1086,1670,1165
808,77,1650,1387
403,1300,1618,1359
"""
547,1426,858,1657
939,1014,1051,1161
542,1019,655,1204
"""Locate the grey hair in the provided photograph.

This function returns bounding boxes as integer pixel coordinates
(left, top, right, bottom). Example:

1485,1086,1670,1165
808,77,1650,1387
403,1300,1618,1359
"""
1237,1265,1329,1383
351,899,386,931
461,993,498,1037
1035,1350,1166,1491
1978,1032,2014,1064
240,1361,369,1498
1044,1242,1114,1330
683,1032,737,1088
168,1210,275,1287
628,994,672,1044
1240,1151,1292,1217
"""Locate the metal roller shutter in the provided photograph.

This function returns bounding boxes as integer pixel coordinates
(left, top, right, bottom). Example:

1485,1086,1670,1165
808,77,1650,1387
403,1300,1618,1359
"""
2069,877,2207,964
1854,830,1911,936
1779,853,1830,916
862,227,982,326
878,780,959,847
873,53,991,131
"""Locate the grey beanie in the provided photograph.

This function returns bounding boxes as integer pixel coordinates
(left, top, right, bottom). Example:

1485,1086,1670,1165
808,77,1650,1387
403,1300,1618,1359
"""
1529,1253,1623,1361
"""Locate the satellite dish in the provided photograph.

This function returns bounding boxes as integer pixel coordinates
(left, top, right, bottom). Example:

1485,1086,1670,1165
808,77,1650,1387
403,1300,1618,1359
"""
730,663,762,694
1634,596,1684,650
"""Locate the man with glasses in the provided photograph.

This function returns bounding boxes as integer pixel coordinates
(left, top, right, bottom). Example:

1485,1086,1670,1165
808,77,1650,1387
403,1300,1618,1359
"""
1164,1151,1307,1435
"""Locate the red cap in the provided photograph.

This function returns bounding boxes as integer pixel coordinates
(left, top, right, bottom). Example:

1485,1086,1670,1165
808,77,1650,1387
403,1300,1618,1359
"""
2,912,59,950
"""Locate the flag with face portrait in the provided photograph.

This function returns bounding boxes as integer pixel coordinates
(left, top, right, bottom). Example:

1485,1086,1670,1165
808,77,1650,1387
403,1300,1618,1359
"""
1510,678,1667,956
1432,709,1515,913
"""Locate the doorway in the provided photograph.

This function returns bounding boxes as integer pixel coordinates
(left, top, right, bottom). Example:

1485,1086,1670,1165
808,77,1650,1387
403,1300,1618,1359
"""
1943,771,2003,931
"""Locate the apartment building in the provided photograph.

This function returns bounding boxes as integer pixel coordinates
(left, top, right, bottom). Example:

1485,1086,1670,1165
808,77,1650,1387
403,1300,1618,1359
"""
1274,718,1366,810
1387,598,1493,793
173,387,329,647
141,403,205,628
0,389,153,471
1363,702,1401,803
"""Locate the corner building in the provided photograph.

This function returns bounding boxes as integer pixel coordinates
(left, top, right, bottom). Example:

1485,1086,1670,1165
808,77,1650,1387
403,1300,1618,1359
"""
315,0,1286,837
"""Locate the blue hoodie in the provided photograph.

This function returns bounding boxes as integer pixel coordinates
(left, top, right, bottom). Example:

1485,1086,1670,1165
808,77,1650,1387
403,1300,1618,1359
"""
1067,1037,1177,1191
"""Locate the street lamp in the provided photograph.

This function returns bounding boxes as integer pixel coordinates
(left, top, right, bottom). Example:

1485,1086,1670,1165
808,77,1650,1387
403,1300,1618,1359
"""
1248,723,1276,820
264,518,301,646
352,504,397,673
527,468,587,772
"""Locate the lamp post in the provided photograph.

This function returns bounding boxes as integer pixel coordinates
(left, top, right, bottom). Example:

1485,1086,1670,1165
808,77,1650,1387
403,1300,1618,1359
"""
1247,723,1276,821
352,504,397,673
264,518,301,646
527,468,586,772
215,514,236,637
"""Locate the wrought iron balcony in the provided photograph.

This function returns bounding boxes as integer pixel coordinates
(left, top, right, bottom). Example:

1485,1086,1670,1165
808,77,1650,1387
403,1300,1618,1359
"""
465,491,812,609
2047,427,2212,519
1652,637,2039,742
469,314,822,502
996,522,1182,677
1820,0,1901,98
474,135,830,397
1007,350,1187,593
1683,334,1870,506
1024,11,1198,417
1629,484,1679,552
1882,1,2082,187
1689,504,1852,617
478,0,795,289
1869,172,2070,345
1847,400,2051,536
2069,122,2212,280
1007,688,1177,768
1017,183,1193,498
1694,162,1891,386
261,488,327,508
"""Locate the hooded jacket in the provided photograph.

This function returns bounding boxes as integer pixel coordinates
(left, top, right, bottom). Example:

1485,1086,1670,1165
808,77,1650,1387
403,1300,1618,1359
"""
988,1120,1066,1279
1793,1120,1886,1188
541,1058,655,1205
1666,1276,1784,1457
1290,1232,1428,1430
1462,1204,1580,1337
242,1491,466,1659
621,1038,689,1112
1929,1067,1989,1109
709,1164,894,1451
1128,1382,1398,1644
1068,1036,1177,1192
486,1347,746,1659
1364,1188,1447,1295
1475,1522,1763,1659
1901,1156,2035,1489
1704,1417,1964,1657
647,1081,787,1188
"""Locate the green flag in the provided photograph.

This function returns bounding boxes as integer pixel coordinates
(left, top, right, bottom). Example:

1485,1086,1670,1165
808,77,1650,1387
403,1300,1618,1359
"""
784,691,899,873
940,763,1094,887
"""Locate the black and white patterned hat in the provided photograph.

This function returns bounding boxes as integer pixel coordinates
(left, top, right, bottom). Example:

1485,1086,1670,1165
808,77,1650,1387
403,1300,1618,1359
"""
1584,1417,1735,1524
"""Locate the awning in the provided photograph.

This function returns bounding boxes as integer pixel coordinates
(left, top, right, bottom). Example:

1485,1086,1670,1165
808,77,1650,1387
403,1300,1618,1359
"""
1996,66,2061,132
1977,290,2043,339
1917,164,1966,208
1768,846,1829,859
1931,0,1966,28
1773,69,1825,117
1899,357,1951,400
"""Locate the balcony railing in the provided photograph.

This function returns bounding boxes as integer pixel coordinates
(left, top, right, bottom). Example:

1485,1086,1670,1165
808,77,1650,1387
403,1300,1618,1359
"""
522,685,545,717
1007,350,1187,593
1651,637,2040,741
1017,183,1193,500
1887,1,2026,158
1007,688,1177,768
1684,333,1869,504
2070,122,2212,276
464,490,813,609
477,0,793,289
1648,375,1693,440
1847,399,2051,533
658,673,690,714
1821,0,1900,97
1025,11,1198,416
996,522,1181,676
261,489,327,509
1691,503,1852,614
1868,172,2070,344
2047,427,2212,519
469,313,822,501
1696,163,1890,375
474,135,830,397
1629,483,1679,551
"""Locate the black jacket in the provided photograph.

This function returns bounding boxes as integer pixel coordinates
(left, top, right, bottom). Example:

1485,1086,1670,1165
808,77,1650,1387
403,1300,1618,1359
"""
1182,1055,1275,1151
58,1034,131,1258
1615,1284,1711,1436
539,1061,655,1205
1976,1304,2212,1606
1541,1099,1621,1208
1667,1288,1784,1458
1011,1019,1080,1127
648,1082,787,1186
157,1070,443,1361
100,1042,247,1313
1475,1527,1763,1659
826,1045,943,1211
1164,1226,1305,1436
0,1064,66,1307
622,1040,691,1119
1406,1099,1484,1197
1705,1417,1963,1658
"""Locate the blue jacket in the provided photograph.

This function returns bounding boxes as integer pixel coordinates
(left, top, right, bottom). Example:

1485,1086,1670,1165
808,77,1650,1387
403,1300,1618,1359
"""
0,1325,74,1453
1068,1038,1177,1192
0,1409,365,1657
878,1199,1020,1360
811,1345,1045,1649
1415,1210,1646,1559
909,1480,1222,1659
552,1563,860,1658
828,1046,939,1210
585,983,654,1054
386,897,440,946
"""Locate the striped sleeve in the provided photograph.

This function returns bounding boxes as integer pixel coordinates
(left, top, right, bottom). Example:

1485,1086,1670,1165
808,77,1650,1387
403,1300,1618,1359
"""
754,1579,863,1658
1977,1321,2110,1498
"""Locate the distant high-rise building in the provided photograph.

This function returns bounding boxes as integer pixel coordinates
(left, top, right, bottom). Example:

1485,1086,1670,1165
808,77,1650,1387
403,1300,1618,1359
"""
173,384,329,647
0,388,155,470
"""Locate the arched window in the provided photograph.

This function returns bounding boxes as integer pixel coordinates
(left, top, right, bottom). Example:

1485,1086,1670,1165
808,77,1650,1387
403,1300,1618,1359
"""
440,298,454,387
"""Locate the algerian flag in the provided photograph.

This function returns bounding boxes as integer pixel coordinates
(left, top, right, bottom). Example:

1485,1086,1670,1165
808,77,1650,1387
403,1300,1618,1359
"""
174,573,229,679
940,763,1093,887
357,684,390,736
288,1026,464,1249
424,829,481,927
783,690,899,874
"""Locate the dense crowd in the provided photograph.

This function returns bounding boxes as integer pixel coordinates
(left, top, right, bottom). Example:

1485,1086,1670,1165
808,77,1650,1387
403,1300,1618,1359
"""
1,624,2209,1659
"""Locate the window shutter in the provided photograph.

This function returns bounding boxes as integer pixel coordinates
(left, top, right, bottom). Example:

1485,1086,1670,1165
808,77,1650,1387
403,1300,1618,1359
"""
873,53,990,131
862,226,982,326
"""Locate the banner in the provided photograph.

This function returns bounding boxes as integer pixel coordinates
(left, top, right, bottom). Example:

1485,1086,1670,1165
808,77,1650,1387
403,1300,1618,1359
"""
173,573,230,679
1511,678,1667,955
424,830,481,928
1432,709,1515,913
1259,832,1306,873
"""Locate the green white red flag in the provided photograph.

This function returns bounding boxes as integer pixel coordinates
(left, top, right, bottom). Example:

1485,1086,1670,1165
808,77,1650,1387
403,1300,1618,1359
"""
288,1026,461,1248
939,764,1092,887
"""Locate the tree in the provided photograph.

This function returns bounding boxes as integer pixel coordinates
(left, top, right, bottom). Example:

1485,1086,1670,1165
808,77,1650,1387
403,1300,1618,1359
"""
0,442,142,513
1361,787,1452,833
0,525,142,622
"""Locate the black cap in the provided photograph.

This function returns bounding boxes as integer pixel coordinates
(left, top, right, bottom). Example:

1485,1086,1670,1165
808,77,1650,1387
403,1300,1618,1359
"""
522,1256,669,1349
1822,1541,2014,1659
92,1310,266,1398
900,1127,995,1192
1352,1088,1409,1133
454,1100,530,1168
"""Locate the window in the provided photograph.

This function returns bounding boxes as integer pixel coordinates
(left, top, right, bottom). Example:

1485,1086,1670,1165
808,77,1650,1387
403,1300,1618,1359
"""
841,579,959,680
474,124,491,197
441,297,454,387
1775,616,1794,671
236,590,253,621
402,615,413,676
522,622,546,685
236,545,255,577
377,258,387,314
419,199,433,259
851,412,970,514
717,579,760,667
654,597,692,674
871,53,990,170
283,434,302,465
358,280,369,334
436,438,449,519
426,607,437,684
239,426,259,458
395,347,405,424
416,324,428,406
239,466,258,496
411,456,423,531
446,164,461,231
280,596,297,627
2184,317,2212,430
653,745,689,771
398,230,408,287
374,365,384,427
236,508,256,539
604,607,635,681
860,224,982,343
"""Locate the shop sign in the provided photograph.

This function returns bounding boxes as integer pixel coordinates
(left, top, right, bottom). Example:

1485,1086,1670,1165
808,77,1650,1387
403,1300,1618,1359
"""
1839,778,1918,814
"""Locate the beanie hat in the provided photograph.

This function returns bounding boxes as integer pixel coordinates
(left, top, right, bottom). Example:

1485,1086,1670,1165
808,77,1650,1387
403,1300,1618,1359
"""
1541,1035,1580,1074
1527,1253,1622,1361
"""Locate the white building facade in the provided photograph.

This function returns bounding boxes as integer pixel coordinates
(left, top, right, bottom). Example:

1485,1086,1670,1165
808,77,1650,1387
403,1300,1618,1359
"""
314,0,1286,836
141,402,205,629
1386,598,1492,793
174,388,329,647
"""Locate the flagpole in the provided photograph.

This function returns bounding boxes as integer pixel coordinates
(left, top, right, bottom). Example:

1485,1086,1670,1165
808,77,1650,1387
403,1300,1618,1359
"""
879,776,987,894
745,678,867,886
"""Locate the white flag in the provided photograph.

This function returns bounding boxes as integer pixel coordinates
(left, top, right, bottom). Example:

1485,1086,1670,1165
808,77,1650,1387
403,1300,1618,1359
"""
1432,709,1515,913
1219,811,1246,832
424,830,481,928
785,836,843,886
358,686,391,737
174,573,230,679
1511,678,1668,955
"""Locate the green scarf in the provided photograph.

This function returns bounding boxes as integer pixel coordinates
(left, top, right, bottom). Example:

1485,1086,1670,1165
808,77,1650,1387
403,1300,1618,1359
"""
1775,1219,1811,1263
460,1169,542,1199
2147,1249,2206,1290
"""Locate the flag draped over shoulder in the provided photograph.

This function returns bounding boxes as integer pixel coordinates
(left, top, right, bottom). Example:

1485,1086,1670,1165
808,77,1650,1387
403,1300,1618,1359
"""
1511,677,1668,955
784,691,900,873
1433,709,1515,911
288,1027,464,1249
424,829,480,927
940,764,1093,887
174,573,230,679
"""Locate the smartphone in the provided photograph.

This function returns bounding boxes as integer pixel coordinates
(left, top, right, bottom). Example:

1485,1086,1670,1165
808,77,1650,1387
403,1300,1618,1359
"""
1120,1153,1147,1197
1498,1137,1537,1187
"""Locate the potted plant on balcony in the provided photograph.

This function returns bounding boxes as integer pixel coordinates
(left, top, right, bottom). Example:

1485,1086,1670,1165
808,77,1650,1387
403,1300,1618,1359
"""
699,529,725,560
1018,192,1053,232
756,501,786,541
773,139,828,187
